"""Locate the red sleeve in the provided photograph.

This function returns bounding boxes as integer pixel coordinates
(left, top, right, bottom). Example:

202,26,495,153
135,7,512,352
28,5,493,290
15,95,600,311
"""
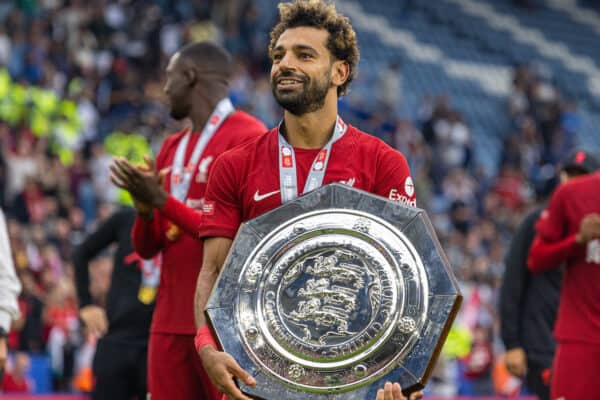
159,195,203,239
527,186,580,272
197,154,241,239
528,234,579,273
374,145,417,207
233,117,267,145
131,211,163,259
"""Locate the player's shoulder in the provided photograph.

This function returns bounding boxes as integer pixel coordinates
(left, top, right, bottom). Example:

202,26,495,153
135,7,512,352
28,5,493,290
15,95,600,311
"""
557,171,599,196
156,130,187,162
348,125,408,163
160,130,187,150
226,110,268,133
214,128,275,167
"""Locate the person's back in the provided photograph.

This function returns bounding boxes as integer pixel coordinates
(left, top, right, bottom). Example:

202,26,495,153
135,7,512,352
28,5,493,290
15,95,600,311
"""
73,207,156,399
500,207,560,400
530,171,600,343
529,167,600,400
517,210,560,365
112,41,266,400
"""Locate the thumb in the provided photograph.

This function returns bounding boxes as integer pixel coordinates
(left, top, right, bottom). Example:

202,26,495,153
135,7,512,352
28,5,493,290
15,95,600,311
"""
158,169,167,186
144,155,155,172
228,360,256,386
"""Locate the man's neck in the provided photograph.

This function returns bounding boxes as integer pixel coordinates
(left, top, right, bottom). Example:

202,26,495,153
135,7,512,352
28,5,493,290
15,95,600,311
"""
189,95,224,134
283,97,338,149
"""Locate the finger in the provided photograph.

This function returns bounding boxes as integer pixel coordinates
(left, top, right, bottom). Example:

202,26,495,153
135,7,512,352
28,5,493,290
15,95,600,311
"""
98,313,108,335
144,155,155,171
220,379,252,400
87,321,102,338
376,389,385,400
109,172,129,190
409,389,423,400
384,382,393,400
109,164,133,184
228,360,256,386
392,383,407,400
114,157,141,179
158,169,167,185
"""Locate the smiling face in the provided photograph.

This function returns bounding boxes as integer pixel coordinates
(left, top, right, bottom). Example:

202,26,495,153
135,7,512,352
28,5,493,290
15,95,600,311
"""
270,27,338,116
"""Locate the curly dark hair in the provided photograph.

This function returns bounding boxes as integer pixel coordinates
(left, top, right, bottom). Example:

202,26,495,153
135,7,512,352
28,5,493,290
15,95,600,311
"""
268,0,360,97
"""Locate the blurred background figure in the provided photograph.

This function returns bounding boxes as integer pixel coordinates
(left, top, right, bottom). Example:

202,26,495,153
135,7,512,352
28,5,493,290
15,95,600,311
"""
73,206,156,399
500,149,600,400
528,150,600,400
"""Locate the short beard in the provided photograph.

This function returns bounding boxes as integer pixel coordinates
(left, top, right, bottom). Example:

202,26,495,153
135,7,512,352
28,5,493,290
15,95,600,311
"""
272,72,330,116
169,105,188,121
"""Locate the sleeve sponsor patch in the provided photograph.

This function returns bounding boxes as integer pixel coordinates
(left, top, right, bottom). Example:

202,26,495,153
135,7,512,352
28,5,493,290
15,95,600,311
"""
202,201,215,216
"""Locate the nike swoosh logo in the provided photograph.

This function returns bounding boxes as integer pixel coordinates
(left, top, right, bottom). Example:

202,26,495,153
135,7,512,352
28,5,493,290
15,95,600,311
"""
253,189,280,202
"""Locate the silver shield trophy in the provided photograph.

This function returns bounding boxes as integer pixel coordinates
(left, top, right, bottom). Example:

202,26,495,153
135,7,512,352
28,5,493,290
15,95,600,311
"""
206,183,462,399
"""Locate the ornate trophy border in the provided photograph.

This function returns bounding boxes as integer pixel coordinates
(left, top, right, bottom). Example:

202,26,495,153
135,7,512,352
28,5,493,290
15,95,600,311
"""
206,183,462,399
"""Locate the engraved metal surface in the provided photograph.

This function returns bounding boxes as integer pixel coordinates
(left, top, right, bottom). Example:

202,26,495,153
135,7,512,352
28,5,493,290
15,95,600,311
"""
206,183,462,400
237,209,427,393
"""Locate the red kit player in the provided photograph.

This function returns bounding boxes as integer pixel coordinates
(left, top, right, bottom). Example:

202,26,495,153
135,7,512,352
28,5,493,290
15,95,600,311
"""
110,42,266,400
192,2,421,400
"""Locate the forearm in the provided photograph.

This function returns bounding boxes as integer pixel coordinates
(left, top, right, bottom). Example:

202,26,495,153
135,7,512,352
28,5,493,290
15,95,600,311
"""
194,264,220,328
72,250,92,307
194,237,233,329
131,211,163,259
528,234,578,273
499,241,528,349
160,195,203,239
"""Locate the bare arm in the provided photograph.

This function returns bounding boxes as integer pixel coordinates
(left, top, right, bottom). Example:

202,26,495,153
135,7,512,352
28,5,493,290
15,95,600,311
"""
194,236,232,328
194,236,256,400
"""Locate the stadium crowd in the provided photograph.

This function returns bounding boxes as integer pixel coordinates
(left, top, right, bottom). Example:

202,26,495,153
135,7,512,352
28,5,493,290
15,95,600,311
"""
0,0,585,396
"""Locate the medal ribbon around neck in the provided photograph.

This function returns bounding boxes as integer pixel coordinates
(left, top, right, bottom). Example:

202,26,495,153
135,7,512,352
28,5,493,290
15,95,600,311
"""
277,115,347,203
171,98,234,202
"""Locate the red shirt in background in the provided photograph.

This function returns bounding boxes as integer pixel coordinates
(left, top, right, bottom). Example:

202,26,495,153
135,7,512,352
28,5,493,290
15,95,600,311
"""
198,125,416,239
132,110,266,334
528,171,600,344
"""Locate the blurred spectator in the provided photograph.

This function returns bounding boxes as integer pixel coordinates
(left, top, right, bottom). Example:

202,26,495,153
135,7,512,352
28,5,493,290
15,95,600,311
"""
73,207,156,399
460,325,494,395
376,61,403,113
44,278,79,391
1,351,32,393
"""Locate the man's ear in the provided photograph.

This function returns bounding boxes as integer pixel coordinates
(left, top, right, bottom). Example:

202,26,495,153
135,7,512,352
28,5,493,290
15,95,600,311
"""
331,60,350,88
184,67,197,87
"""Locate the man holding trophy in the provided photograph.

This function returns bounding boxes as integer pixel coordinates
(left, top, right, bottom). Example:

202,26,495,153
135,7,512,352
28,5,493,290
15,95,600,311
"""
193,1,451,399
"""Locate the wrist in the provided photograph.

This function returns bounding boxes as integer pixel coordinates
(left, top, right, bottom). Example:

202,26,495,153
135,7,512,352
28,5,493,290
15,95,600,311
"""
199,343,217,359
194,325,219,355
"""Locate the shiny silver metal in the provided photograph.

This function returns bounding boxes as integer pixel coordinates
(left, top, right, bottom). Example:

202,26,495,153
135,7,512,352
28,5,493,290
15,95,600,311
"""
206,183,461,400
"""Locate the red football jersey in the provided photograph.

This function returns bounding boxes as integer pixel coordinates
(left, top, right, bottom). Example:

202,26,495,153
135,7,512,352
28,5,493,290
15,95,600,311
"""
132,110,266,334
199,125,416,239
529,171,600,344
